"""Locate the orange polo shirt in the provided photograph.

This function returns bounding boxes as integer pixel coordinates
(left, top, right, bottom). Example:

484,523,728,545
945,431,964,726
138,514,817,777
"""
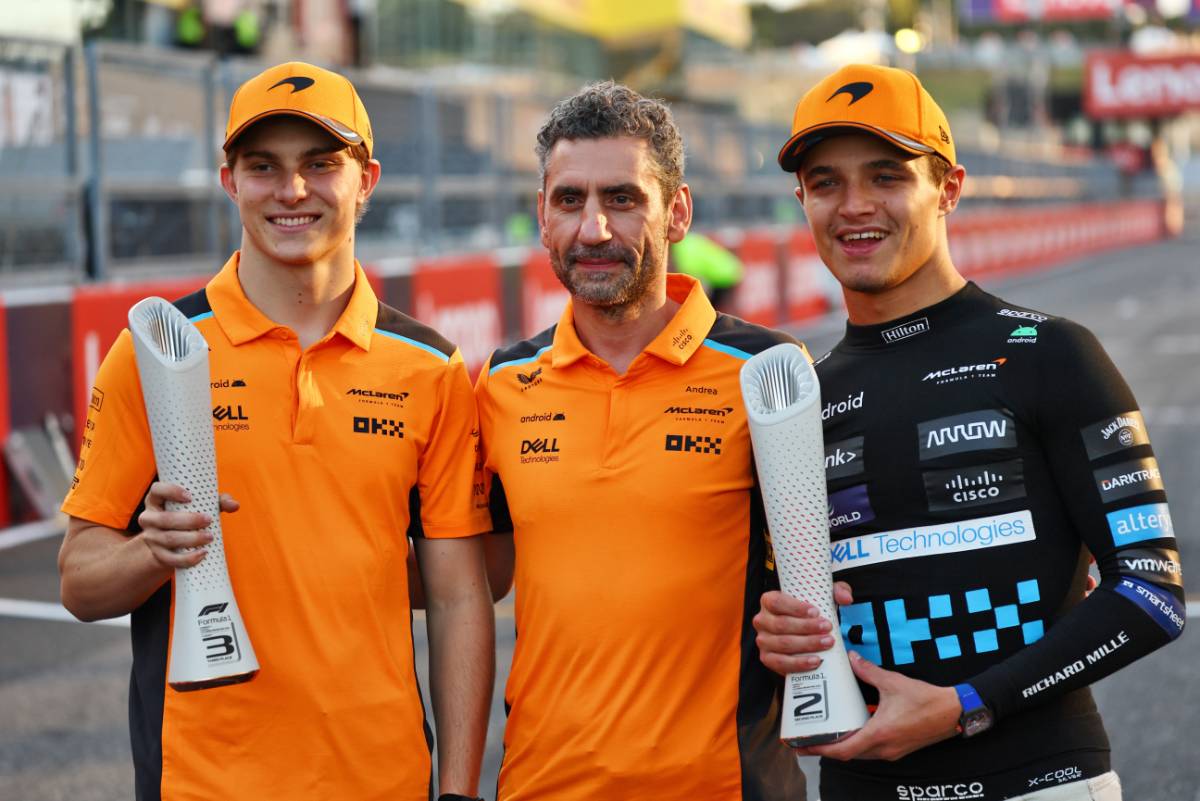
63,253,489,801
475,274,808,801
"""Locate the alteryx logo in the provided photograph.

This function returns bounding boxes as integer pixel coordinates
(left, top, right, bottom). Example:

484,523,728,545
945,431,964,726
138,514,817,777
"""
1107,503,1174,547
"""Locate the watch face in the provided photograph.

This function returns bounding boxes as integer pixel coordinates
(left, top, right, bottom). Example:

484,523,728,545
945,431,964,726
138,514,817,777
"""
961,709,993,738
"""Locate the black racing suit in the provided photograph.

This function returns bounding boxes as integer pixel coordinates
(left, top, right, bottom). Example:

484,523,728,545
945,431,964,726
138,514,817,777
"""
815,283,1185,800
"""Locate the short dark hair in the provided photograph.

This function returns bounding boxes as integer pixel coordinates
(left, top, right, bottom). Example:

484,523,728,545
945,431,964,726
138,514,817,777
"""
925,154,952,186
536,81,685,203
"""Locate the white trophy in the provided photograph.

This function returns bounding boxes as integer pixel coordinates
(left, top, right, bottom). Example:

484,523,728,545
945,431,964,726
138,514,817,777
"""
128,297,259,692
740,343,868,746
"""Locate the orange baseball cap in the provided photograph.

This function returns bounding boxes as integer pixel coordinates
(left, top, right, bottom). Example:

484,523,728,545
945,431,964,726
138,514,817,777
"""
777,64,953,172
223,62,373,157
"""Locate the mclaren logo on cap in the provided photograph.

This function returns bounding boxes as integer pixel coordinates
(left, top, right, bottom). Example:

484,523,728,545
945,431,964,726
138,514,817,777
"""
828,81,874,105
270,76,315,94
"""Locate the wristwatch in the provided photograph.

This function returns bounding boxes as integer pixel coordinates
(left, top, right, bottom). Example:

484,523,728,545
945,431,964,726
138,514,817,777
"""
954,682,994,738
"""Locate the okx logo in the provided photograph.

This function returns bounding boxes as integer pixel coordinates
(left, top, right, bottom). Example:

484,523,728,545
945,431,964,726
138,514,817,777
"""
354,416,405,438
664,433,722,455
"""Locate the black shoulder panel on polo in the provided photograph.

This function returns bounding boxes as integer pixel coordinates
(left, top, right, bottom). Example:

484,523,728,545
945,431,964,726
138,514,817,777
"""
172,288,211,319
376,301,457,359
490,325,556,370
707,314,800,356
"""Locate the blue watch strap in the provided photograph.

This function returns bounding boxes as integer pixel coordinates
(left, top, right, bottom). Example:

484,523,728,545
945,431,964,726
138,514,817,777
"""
955,682,984,713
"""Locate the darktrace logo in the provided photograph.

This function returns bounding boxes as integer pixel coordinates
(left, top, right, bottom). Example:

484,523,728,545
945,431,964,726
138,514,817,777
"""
881,317,929,344
686,384,718,396
90,388,104,412
517,367,543,391
198,603,229,617
828,81,873,105
519,412,566,423
347,387,409,408
520,437,560,464
211,379,247,388
663,405,734,424
922,358,1006,385
664,433,722,455
269,76,315,93
354,416,404,438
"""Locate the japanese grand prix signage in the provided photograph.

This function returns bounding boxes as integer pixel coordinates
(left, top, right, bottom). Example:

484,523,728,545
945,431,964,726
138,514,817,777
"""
1085,51,1200,118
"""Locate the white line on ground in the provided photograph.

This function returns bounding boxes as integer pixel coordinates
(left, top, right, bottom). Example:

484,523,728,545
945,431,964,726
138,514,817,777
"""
0,597,129,627
0,518,64,550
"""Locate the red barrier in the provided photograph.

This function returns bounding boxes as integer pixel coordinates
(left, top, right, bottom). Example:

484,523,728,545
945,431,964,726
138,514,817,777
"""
729,230,780,327
784,230,830,323
521,251,569,338
0,303,9,525
412,254,503,375
71,278,207,451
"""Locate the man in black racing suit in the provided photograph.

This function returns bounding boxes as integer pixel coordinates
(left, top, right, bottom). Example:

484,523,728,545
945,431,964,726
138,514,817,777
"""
753,63,1185,801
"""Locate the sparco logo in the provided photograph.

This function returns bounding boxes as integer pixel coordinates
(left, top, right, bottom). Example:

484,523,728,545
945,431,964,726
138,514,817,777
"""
923,358,1006,384
665,434,722,455
198,603,228,617
353,417,404,438
822,391,863,421
919,410,1016,458
998,308,1048,323
881,317,929,344
897,781,985,800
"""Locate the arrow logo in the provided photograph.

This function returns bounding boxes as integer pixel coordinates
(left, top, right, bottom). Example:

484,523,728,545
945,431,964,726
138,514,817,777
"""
269,76,315,94
827,81,874,105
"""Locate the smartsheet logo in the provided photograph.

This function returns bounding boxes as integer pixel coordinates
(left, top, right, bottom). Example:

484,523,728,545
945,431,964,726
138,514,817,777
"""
881,317,929,344
918,410,1016,459
1106,502,1174,547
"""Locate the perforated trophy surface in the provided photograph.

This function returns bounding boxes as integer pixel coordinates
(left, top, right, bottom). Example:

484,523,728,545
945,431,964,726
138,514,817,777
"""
740,343,868,746
128,297,259,691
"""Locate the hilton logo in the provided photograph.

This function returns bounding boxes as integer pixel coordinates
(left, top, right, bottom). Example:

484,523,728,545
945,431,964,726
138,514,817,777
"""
881,317,929,344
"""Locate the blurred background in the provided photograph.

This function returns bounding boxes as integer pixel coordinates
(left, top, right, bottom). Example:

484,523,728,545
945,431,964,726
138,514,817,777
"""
0,1,1198,799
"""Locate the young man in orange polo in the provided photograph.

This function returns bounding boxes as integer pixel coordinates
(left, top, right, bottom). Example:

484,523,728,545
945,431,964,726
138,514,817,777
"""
754,64,1184,800
59,62,494,801
474,82,808,801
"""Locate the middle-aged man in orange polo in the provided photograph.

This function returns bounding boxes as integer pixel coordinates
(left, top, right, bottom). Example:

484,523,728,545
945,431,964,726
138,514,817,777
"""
473,81,809,800
58,62,494,801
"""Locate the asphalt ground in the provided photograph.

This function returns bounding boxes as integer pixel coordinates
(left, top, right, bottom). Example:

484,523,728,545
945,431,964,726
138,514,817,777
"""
2,231,1198,800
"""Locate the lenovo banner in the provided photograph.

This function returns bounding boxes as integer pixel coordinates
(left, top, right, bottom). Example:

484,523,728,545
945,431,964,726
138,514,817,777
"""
1085,51,1200,118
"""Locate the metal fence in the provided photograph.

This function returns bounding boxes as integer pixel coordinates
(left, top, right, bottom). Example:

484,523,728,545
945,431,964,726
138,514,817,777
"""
0,38,1155,287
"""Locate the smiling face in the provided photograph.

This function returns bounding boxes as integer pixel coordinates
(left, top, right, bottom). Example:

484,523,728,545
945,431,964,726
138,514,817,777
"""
538,136,690,312
796,132,963,301
220,116,380,270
